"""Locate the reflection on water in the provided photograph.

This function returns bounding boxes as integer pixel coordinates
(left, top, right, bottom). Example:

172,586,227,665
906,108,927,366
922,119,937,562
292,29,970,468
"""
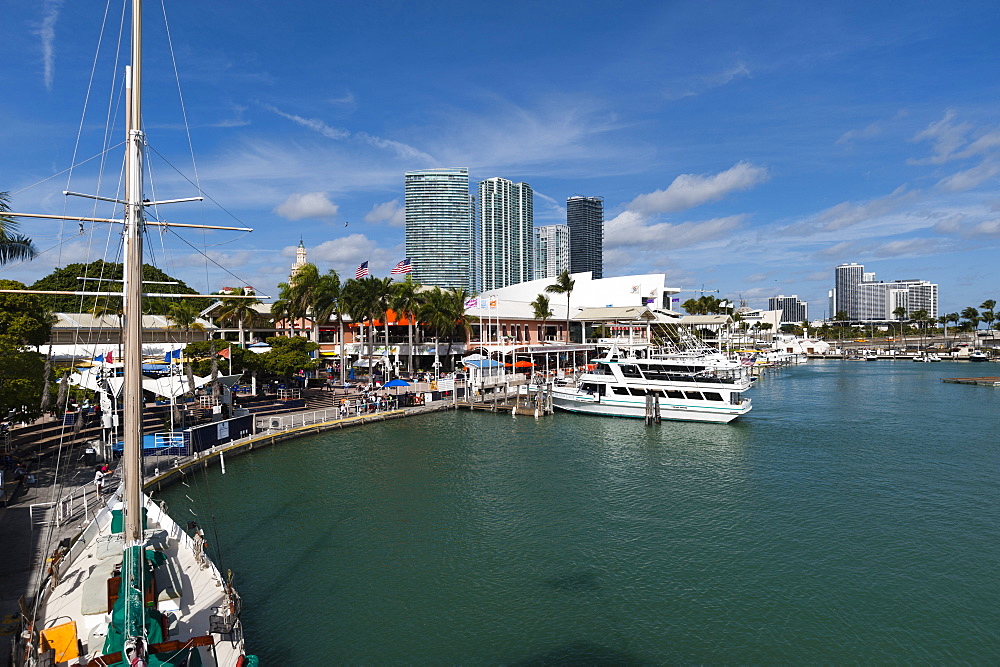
158,360,1000,662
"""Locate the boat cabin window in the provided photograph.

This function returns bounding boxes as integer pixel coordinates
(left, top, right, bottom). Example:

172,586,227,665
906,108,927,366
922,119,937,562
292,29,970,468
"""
703,392,724,401
684,391,704,400
581,383,599,394
666,390,684,399
641,367,671,380
592,364,611,375
612,387,630,395
629,388,648,396
619,364,643,378
730,393,742,404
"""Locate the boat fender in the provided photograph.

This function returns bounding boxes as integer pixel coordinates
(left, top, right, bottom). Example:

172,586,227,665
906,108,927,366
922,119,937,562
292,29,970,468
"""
236,656,247,667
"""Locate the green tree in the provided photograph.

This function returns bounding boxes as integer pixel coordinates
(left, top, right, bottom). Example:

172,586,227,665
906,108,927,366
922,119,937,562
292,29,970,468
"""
182,339,262,377
545,269,576,343
391,276,423,374
258,335,319,380
980,299,996,332
29,260,207,313
961,306,980,335
0,192,37,265
530,293,553,343
311,269,347,383
214,287,264,348
167,301,207,343
342,277,384,373
0,280,53,423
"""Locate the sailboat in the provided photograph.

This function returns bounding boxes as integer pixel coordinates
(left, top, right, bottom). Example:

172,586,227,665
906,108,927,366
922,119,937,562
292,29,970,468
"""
8,1,258,664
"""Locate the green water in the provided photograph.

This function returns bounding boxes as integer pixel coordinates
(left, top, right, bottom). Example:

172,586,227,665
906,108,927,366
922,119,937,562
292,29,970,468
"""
158,360,1000,662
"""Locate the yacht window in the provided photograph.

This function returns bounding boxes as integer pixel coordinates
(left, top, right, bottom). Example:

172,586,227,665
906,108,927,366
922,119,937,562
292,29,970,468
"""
619,364,643,378
703,392,724,401
612,387,630,395
629,388,648,396
666,390,684,399
684,391,704,400
581,383,598,394
731,392,742,404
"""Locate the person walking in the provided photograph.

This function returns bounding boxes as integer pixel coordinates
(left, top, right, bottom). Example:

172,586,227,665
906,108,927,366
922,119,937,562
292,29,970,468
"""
94,467,106,496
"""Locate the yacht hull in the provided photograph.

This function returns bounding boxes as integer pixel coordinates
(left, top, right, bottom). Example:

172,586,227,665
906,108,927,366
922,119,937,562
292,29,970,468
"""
552,389,751,423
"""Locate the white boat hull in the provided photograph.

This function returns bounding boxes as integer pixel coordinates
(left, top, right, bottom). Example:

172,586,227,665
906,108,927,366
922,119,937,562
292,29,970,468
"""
552,389,751,423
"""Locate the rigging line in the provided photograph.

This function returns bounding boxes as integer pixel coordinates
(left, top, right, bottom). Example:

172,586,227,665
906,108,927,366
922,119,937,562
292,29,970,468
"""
167,227,258,289
8,145,125,198
146,145,250,227
159,0,201,194
60,0,116,269
197,452,228,576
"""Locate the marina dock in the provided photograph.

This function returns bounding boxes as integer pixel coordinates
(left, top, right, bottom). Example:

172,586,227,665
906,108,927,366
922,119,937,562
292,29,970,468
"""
942,376,1000,386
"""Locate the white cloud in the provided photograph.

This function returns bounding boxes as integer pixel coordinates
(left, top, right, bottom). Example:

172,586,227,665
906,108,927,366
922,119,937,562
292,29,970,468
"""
663,61,752,100
273,192,339,220
837,121,882,145
35,0,63,91
606,210,746,248
933,215,1000,239
625,162,769,215
936,161,1000,192
265,104,436,163
782,186,915,236
364,200,405,227
910,109,972,165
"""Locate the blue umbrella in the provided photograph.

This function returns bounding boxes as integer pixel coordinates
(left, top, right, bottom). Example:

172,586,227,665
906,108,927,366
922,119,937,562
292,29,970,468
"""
383,378,410,387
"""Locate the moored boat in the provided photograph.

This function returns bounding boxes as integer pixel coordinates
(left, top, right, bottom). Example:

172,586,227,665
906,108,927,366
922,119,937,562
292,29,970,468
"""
551,348,752,423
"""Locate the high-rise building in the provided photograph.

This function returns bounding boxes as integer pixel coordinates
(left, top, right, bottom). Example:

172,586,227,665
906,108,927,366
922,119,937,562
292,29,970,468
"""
831,262,939,321
834,262,864,319
405,168,476,291
479,177,534,290
534,224,570,280
567,196,603,279
857,279,938,320
768,294,808,324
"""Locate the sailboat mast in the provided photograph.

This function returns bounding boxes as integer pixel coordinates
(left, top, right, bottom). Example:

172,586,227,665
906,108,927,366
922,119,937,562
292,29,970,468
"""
123,0,145,543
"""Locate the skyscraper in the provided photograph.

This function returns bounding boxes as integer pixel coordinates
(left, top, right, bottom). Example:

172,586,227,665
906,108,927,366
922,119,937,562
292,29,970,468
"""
534,224,570,280
768,294,808,324
567,196,603,279
479,177,534,290
834,262,864,319
405,168,475,291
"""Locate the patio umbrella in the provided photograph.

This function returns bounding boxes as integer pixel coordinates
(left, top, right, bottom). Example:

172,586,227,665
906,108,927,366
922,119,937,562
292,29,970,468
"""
383,378,410,395
513,360,534,368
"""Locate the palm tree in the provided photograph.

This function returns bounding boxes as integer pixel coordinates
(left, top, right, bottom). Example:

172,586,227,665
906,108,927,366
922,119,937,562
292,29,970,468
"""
342,277,384,376
372,276,396,373
911,309,929,350
892,306,907,350
270,296,291,337
311,269,346,384
215,288,264,348
961,306,980,340
391,276,423,374
285,263,322,342
530,294,553,343
980,299,996,333
545,269,575,343
0,191,37,265
167,301,206,343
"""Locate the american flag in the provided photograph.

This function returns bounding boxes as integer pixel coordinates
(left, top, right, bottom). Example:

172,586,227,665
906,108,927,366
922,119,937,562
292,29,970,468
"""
355,261,369,279
390,258,412,275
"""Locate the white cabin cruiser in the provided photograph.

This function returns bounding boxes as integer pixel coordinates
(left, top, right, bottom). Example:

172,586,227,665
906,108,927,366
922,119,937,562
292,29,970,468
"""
552,348,753,423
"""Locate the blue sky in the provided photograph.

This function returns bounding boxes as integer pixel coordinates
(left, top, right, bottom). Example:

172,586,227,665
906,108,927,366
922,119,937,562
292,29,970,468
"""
2,0,999,316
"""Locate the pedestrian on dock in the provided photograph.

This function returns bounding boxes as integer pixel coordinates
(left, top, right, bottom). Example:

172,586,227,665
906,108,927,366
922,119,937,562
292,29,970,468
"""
94,467,106,495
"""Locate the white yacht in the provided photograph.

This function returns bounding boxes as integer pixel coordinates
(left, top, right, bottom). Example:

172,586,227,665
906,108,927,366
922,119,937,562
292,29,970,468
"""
552,347,753,423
